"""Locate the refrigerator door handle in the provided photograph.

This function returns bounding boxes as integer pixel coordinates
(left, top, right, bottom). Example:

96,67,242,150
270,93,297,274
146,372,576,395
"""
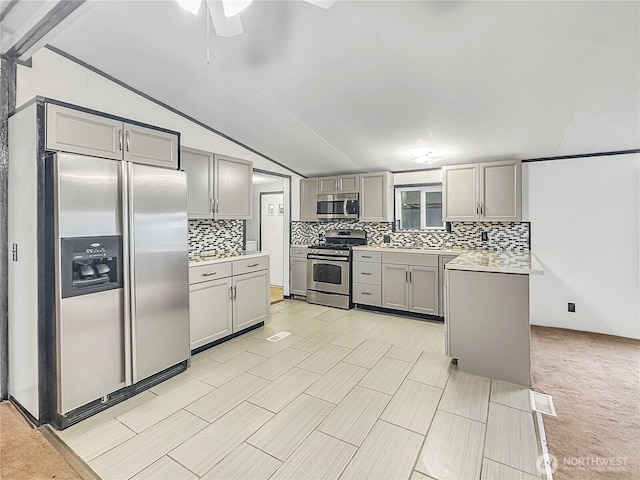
121,161,133,386
126,161,138,383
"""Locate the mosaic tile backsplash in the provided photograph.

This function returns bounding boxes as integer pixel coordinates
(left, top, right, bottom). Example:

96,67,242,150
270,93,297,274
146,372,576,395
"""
291,221,530,251
188,219,244,255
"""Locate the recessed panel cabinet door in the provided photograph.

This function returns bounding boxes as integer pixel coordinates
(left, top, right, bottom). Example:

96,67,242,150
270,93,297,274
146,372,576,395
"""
46,104,122,160
300,178,318,221
182,147,214,219
381,264,409,311
123,123,178,169
290,257,308,295
360,172,393,222
233,270,270,331
337,175,360,193
215,155,253,219
443,165,478,221
480,161,521,221
318,176,339,194
189,278,233,350
408,265,438,315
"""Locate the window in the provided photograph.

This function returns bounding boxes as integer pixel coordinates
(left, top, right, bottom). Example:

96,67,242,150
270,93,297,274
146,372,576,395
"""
394,184,443,230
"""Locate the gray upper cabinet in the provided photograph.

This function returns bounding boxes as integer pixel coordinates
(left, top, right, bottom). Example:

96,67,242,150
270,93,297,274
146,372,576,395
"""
442,164,478,221
479,161,521,221
300,178,319,221
46,104,178,168
317,174,360,194
182,147,214,219
443,160,521,222
182,149,253,220
360,172,394,222
214,155,253,220
123,122,178,169
46,104,122,160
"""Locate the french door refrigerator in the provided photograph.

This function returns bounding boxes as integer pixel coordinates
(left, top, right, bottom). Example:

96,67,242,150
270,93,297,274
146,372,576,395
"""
53,153,189,426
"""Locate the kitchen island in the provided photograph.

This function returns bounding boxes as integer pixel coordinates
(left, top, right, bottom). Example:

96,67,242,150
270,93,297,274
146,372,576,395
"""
445,250,543,387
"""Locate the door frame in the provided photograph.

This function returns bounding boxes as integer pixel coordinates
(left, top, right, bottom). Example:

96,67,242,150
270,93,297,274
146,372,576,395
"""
252,168,292,296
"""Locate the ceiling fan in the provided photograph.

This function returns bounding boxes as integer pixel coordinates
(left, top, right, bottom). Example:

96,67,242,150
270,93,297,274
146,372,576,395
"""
177,0,337,37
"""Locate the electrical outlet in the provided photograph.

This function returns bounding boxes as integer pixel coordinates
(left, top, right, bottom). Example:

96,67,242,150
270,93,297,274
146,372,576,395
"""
568,302,576,313
481,232,489,242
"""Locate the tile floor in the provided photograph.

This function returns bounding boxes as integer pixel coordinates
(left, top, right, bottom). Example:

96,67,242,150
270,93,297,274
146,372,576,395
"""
53,300,542,480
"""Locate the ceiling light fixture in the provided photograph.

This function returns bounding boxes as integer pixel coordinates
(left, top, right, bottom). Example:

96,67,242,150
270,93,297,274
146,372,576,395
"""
177,0,202,15
412,152,443,165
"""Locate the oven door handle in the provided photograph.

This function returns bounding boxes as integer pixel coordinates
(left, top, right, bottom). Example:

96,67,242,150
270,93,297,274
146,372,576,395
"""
307,255,350,262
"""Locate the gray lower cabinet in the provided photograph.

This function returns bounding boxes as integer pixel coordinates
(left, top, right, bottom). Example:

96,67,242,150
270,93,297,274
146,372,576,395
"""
233,269,270,331
381,253,439,315
290,247,308,296
189,277,233,350
300,178,318,221
188,256,269,351
46,104,178,168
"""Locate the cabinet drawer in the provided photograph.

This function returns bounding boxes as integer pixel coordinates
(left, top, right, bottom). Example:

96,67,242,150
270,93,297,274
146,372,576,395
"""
189,261,232,284
353,283,382,307
290,246,308,258
233,255,269,276
382,252,438,267
353,261,381,285
353,250,381,263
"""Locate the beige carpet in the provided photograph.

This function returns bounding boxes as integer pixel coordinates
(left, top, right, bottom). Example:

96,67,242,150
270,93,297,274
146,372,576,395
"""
0,402,81,480
531,326,640,480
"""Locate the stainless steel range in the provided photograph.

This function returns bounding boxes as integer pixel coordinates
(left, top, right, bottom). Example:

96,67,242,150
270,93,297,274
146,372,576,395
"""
307,229,367,309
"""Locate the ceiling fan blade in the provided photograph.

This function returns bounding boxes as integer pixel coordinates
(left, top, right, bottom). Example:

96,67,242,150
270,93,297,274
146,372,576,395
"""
304,0,337,9
221,0,253,17
207,0,243,37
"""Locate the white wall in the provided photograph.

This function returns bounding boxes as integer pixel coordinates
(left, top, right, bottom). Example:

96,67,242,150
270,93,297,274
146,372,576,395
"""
16,48,303,218
523,154,640,339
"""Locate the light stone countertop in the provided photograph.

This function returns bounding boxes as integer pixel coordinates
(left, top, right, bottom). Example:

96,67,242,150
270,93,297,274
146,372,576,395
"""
352,245,470,256
188,250,267,267
445,250,543,275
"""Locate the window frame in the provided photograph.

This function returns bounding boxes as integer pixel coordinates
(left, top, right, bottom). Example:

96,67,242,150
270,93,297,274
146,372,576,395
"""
394,183,444,231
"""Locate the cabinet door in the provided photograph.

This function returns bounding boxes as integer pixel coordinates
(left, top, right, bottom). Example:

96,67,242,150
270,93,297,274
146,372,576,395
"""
189,278,233,350
381,264,408,311
290,257,308,295
408,265,438,315
443,164,479,221
182,147,214,219
46,104,123,160
214,155,253,219
479,161,521,221
123,122,178,169
233,270,270,331
360,172,393,222
318,176,339,194
337,175,360,193
300,178,319,221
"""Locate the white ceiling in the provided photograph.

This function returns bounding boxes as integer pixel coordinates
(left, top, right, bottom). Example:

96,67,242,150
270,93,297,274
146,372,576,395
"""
43,0,639,176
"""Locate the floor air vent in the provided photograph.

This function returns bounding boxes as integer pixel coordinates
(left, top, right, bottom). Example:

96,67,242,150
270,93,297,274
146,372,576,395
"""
266,331,292,342
530,391,557,416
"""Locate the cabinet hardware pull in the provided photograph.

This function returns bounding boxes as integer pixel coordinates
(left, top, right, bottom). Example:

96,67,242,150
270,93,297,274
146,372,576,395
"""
480,202,484,215
361,272,372,276
476,202,479,214
409,271,412,283
361,255,372,258
210,198,214,212
230,286,234,299
118,129,123,151
233,286,237,299
11,243,18,262
203,271,217,276
125,130,130,152
247,263,259,267
215,199,219,213
361,292,372,295
405,271,409,282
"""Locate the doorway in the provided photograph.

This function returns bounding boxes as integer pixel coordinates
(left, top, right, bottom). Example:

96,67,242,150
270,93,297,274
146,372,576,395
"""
246,170,290,304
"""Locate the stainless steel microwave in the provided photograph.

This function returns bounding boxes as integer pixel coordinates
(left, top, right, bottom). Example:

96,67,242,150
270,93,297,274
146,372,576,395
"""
317,193,359,220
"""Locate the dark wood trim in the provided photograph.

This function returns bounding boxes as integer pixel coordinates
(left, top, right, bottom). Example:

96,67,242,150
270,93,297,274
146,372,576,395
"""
43,45,305,178
253,167,292,179
522,149,640,163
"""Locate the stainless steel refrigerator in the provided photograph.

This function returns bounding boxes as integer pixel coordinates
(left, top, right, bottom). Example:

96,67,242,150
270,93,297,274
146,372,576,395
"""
54,153,189,417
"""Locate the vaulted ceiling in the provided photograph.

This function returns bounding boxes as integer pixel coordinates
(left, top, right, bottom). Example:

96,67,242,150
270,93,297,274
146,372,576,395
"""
25,1,640,175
